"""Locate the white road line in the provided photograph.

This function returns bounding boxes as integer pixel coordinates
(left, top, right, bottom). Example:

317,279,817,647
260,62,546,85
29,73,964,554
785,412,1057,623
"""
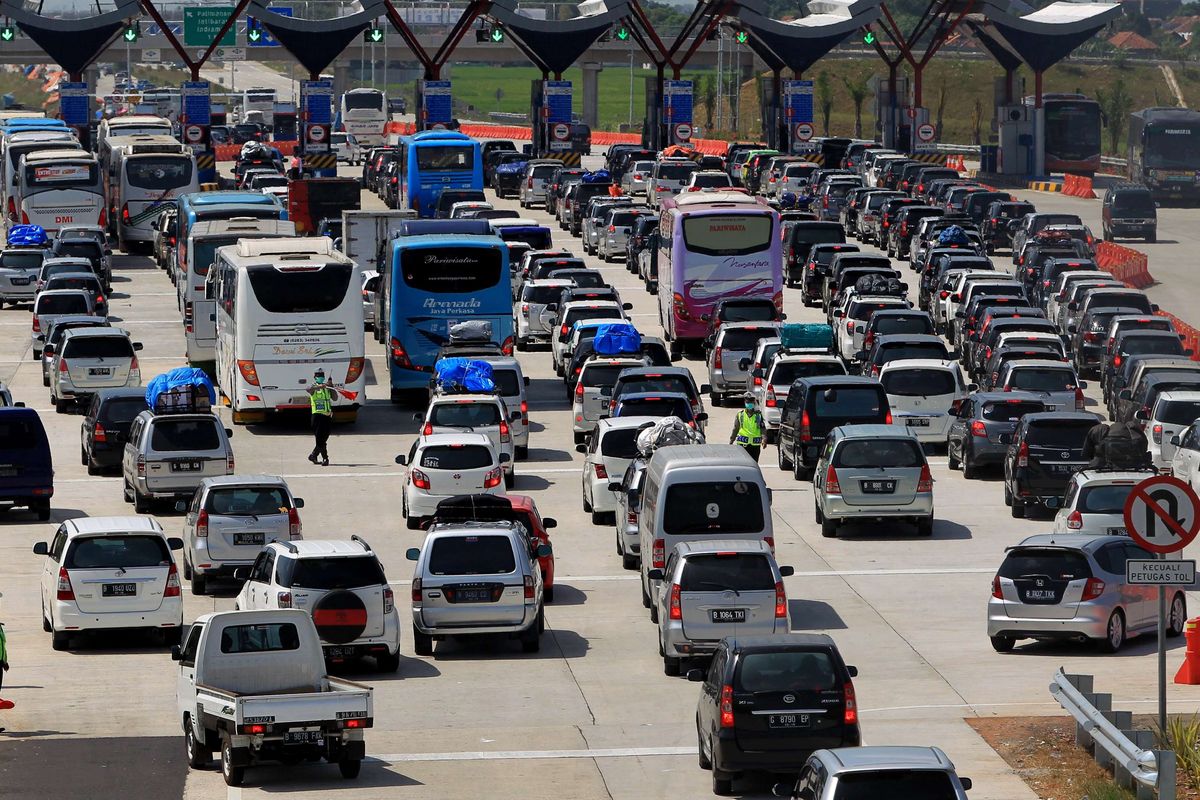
387,567,995,587
59,466,580,483
368,746,696,763
0,319,180,326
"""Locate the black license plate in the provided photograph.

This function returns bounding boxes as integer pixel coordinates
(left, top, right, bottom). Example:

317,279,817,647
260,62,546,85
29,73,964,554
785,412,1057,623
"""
88,367,112,376
1021,589,1060,603
768,714,811,729
102,582,136,597
284,731,324,744
710,609,747,623
1048,464,1074,475
904,417,930,427
325,646,359,659
171,460,201,472
0,466,17,477
455,588,492,603
10,276,30,285
234,532,264,546
860,479,897,494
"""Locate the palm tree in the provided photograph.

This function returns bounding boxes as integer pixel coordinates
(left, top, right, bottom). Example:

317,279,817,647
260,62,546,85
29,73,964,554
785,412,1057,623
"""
816,71,833,136
841,74,872,138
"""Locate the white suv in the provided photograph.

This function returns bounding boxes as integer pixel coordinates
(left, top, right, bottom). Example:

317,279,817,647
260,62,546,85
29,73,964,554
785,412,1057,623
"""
234,538,402,672
417,393,515,486
397,433,508,528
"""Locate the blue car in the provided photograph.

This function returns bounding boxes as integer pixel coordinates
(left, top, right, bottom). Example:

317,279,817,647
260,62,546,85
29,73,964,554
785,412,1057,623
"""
0,407,53,520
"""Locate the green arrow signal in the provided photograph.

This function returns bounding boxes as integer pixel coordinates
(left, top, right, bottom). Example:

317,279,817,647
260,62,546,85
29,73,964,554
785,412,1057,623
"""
490,28,503,42
616,26,628,40
0,27,13,41
370,28,383,42
123,27,137,42
735,31,747,44
248,28,262,42
863,31,875,45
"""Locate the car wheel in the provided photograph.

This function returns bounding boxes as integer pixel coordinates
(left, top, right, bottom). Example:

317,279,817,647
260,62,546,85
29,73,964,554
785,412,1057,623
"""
947,443,960,471
663,655,681,676
962,449,978,479
544,584,555,604
622,552,638,571
515,445,528,460
792,452,808,481
990,635,1015,653
376,650,401,672
1098,609,1126,653
591,511,606,526
185,717,211,768
221,734,245,787
1003,483,1013,507
641,578,652,608
134,488,151,514
777,441,792,471
412,625,433,656
814,502,824,524
190,571,207,596
1169,593,1187,637
338,758,362,779
1147,232,1157,243
649,601,659,623
697,727,712,770
51,630,70,651
582,493,592,514
520,610,542,653
821,517,838,538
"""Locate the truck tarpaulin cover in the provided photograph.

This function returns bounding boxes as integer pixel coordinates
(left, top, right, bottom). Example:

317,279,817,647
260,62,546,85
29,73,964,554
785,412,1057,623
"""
780,323,834,351
592,323,641,355
434,358,496,393
145,367,217,411
7,224,46,246
937,225,970,246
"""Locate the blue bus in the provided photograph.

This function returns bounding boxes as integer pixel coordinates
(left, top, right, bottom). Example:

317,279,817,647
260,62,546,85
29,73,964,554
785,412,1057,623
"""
387,232,512,399
398,131,482,218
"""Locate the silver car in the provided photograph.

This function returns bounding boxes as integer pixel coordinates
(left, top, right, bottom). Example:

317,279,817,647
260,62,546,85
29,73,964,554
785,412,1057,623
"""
361,269,379,330
0,246,47,305
519,160,560,208
780,746,972,800
516,279,573,348
122,411,235,513
813,425,934,537
648,540,792,675
987,533,1186,653
995,359,1084,413
612,458,648,571
49,327,142,412
621,160,655,195
177,475,303,594
705,321,782,405
597,207,651,263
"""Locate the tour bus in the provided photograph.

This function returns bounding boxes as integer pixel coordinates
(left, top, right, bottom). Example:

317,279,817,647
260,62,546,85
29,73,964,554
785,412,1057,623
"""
386,230,513,399
102,135,198,248
397,131,483,218
181,217,297,369
175,191,286,281
1128,107,1200,203
14,149,105,234
210,237,364,423
241,88,277,126
0,111,47,125
339,88,388,148
95,115,174,151
656,191,782,356
1,129,80,217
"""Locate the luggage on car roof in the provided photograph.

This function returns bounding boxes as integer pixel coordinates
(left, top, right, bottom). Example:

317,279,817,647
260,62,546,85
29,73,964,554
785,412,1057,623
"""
434,358,496,393
779,323,833,351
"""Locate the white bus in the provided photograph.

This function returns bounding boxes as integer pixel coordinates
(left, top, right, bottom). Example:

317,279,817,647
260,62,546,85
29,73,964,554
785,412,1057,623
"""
15,149,104,234
241,88,276,126
339,88,387,148
103,136,198,249
210,237,364,424
96,115,174,152
181,218,296,369
1,129,80,220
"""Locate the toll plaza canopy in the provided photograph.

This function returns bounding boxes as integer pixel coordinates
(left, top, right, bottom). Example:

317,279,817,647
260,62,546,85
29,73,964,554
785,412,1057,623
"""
490,0,631,76
0,0,140,76
247,0,387,77
733,0,883,74
967,0,1121,73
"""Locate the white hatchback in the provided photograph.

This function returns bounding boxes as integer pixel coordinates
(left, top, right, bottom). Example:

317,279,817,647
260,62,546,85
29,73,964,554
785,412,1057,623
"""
397,432,507,528
579,416,656,525
418,393,516,485
1051,470,1146,535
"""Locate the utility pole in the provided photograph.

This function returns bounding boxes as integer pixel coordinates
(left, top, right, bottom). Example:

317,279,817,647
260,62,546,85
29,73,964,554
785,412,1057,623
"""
715,26,723,131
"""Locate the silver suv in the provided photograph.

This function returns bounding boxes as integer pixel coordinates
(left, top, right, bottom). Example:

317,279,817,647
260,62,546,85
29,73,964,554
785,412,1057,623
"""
122,411,234,513
648,540,792,675
779,746,972,799
49,327,142,412
406,521,550,655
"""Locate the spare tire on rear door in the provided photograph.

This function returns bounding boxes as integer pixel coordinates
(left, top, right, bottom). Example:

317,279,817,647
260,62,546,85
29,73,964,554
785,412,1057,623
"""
312,590,368,645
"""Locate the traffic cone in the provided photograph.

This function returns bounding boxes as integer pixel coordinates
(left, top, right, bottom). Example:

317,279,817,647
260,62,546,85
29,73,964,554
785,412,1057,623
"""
1175,617,1200,684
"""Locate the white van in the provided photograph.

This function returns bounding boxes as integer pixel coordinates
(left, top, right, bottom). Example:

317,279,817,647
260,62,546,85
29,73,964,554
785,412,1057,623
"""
637,444,772,613
877,359,969,444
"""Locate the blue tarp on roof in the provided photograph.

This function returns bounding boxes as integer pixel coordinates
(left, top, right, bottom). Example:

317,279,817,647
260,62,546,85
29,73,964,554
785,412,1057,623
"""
434,358,496,393
593,323,642,355
7,224,46,246
145,368,216,406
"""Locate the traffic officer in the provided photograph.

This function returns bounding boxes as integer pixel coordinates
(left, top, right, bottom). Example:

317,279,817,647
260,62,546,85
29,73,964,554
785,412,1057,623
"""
306,370,335,466
728,392,765,462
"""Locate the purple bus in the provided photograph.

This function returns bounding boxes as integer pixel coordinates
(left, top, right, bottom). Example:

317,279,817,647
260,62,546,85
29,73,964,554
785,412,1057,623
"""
656,192,782,356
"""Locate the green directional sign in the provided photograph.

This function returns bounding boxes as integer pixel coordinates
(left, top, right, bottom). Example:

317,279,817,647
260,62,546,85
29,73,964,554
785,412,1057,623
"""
184,7,235,47
616,26,628,40
364,26,384,43
0,26,14,42
863,31,875,45
735,30,747,44
490,27,504,42
123,22,139,43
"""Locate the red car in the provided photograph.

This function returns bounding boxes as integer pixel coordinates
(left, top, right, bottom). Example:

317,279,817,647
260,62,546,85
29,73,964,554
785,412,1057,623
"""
428,494,558,602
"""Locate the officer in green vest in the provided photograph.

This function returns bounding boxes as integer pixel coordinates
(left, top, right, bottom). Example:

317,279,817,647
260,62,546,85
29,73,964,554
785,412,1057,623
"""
306,370,335,466
729,392,765,462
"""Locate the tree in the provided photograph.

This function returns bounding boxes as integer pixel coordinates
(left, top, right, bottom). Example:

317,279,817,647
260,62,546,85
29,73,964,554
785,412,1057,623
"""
971,98,983,146
701,73,716,129
1096,77,1134,154
816,71,833,136
841,73,871,138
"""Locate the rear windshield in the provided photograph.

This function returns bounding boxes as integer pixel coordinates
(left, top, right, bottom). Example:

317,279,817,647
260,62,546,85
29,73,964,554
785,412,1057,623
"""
430,402,501,428
617,398,688,418
770,360,845,385
37,294,89,315
1025,420,1094,447
663,480,764,535
656,163,696,180
54,242,100,261
999,548,1091,580
680,553,775,591
98,396,147,424
219,622,299,654
491,369,520,397
47,277,99,293
735,651,838,692
419,445,494,470
206,486,290,515
555,271,604,288
246,263,353,314
581,364,629,388
720,304,776,323
831,771,957,800
427,535,516,575
1157,399,1200,425
620,375,692,396
791,225,843,245
0,416,44,448
524,284,567,304
531,165,557,179
719,329,775,351
149,418,220,451
693,173,730,188
824,183,854,199
65,535,171,568
0,250,45,270
1124,336,1183,356
564,307,622,328
813,387,886,418
877,343,948,363
282,555,387,589
63,336,132,359
874,316,934,336
1009,367,1076,392
834,438,924,468
848,301,904,321
1078,484,1137,514
982,400,1044,421
601,428,642,458
881,368,958,397
610,211,639,227
1092,293,1153,313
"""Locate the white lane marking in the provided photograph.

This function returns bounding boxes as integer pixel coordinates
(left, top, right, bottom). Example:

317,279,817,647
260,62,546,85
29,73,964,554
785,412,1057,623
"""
368,746,696,763
227,786,241,800
387,567,995,586
0,319,181,326
58,467,582,483
0,356,185,365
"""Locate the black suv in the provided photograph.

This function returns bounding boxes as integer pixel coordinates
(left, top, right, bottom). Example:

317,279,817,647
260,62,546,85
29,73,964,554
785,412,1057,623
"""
1102,183,1157,242
1002,411,1101,518
777,376,890,478
81,388,148,474
690,633,860,796
981,200,1036,253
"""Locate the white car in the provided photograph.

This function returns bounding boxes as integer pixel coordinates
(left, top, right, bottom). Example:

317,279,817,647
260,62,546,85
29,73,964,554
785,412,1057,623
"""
331,131,361,165
1148,390,1200,469
471,355,530,458
515,279,573,348
418,392,516,485
260,185,288,203
751,353,846,439
1051,470,1146,535
450,201,493,219
878,359,969,444
397,432,507,528
547,300,629,376
935,270,995,335
234,539,402,671
579,416,656,525
361,269,379,330
32,516,184,651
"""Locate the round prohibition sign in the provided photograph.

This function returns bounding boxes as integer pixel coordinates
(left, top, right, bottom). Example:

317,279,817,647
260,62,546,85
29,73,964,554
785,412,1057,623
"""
1122,474,1200,554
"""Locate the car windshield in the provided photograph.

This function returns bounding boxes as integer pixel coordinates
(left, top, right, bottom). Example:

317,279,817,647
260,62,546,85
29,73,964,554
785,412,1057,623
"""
662,480,764,535
428,535,516,575
1010,368,1075,392
878,344,948,363
814,387,885,418
37,294,89,315
419,445,494,470
149,419,220,451
1124,336,1183,356
1157,399,1200,425
882,368,958,397
581,365,630,387
63,337,132,359
600,428,642,458
735,651,838,692
981,400,1044,422
1000,548,1091,580
679,553,775,592
283,555,386,589
206,486,290,515
832,771,958,800
834,438,924,468
65,535,170,569
431,403,501,427
1025,420,1094,448
1078,484,1137,514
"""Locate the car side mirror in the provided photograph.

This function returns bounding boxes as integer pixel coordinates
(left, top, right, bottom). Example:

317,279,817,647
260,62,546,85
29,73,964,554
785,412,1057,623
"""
779,566,795,577
997,433,1012,445
133,342,143,351
524,376,531,386
42,345,54,357
949,399,964,415
1172,435,1182,446
224,428,233,438
13,402,24,408
233,567,250,581
499,453,511,463
542,517,557,529
1187,349,1195,357
608,482,623,492
175,500,188,513
167,537,184,550
695,412,708,422
833,310,845,319
1135,409,1149,421
686,668,705,682
170,645,182,661
1152,304,1160,312
32,541,48,555
700,384,712,394
1077,380,1088,390
412,413,422,422
622,302,633,310
1119,389,1132,401
406,547,421,561
395,454,407,465
960,777,972,791
966,384,978,393
576,443,587,453
647,569,664,580
846,665,858,678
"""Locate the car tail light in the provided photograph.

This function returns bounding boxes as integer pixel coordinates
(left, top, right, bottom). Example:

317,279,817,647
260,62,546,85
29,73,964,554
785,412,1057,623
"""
521,573,535,600
754,374,763,387
92,422,108,443
799,410,811,442
129,354,138,373
236,360,260,386
1082,577,1105,601
31,315,39,333
121,203,130,224
652,538,665,569
1075,387,1085,411
276,590,292,608
136,454,145,476
383,586,394,614
864,331,874,350
58,358,68,374
528,177,534,187
774,581,787,618
391,176,398,185
824,465,841,494
412,468,431,489
1154,423,1164,444
713,348,722,369
593,463,608,480
484,467,502,489
390,337,413,369
669,583,682,620
499,419,511,443
917,463,934,492
520,400,528,425
422,421,433,436
561,324,569,337
1113,354,1122,367
288,507,301,539
345,357,365,384
991,575,1003,599
165,564,181,597
1017,441,1029,468
970,420,987,438
226,452,235,472
1066,510,1084,530
846,320,855,334
57,567,75,601
765,386,777,407
843,681,858,725
183,301,194,333
627,509,638,526
501,335,513,356
1083,332,1099,343
884,409,892,425
411,577,422,603
195,509,209,538
720,685,735,728
575,382,585,401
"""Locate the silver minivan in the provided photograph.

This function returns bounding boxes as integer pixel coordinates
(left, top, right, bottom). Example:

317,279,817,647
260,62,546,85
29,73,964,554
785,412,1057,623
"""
122,411,235,513
177,475,303,595
475,355,530,459
648,158,698,208
649,539,792,675
706,321,782,405
49,327,142,412
572,356,648,444
996,359,1084,413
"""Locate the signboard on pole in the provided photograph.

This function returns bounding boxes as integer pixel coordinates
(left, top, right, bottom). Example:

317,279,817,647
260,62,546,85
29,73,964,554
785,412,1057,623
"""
1127,559,1197,585
142,48,162,63
183,7,236,48
544,80,572,152
59,82,89,127
783,79,814,154
181,81,211,126
300,79,333,153
663,80,692,145
421,80,452,129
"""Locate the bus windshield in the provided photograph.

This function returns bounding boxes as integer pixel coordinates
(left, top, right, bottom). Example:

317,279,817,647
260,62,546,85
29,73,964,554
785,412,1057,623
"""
344,92,383,111
24,162,99,191
400,246,503,293
682,213,773,256
246,263,353,314
1144,126,1200,169
1045,102,1101,159
126,156,193,190
416,145,475,171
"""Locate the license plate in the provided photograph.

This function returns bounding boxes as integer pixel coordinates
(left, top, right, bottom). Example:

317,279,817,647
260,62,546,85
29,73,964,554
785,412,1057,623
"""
1045,405,1057,411
284,731,324,744
768,714,811,729
234,532,264,546
1022,589,1058,601
88,367,112,376
10,276,30,285
904,417,930,427
860,479,897,494
710,609,747,623
1049,464,1074,475
1108,527,1127,536
455,588,492,603
171,460,201,472
325,646,357,659
102,582,137,597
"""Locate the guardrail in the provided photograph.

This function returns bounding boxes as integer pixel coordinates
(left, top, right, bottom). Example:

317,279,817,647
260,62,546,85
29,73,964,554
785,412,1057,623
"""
1050,668,1176,800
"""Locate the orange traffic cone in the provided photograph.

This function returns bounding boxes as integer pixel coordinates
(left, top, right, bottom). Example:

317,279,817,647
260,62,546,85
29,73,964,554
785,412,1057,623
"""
1175,618,1200,684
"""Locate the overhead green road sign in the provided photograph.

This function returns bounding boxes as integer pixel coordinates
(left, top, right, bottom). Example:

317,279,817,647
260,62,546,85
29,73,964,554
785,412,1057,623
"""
1,26,15,42
491,27,504,42
184,7,236,48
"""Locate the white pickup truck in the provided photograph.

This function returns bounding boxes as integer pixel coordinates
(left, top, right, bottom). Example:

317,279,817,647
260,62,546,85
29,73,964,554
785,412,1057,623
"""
173,609,374,787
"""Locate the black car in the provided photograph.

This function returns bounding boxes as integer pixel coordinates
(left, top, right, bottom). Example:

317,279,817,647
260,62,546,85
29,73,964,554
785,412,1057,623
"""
626,216,657,275
859,334,952,377
546,166,585,216
1103,331,1190,401
983,344,1066,391
981,200,1036,253
1071,306,1145,377
777,376,891,478
799,243,859,307
1002,411,1101,517
947,392,1047,477
50,237,109,291
690,634,860,796
784,221,845,291
81,388,148,474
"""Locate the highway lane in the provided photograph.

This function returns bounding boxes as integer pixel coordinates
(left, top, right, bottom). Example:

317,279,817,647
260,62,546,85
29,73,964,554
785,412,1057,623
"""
0,164,1193,799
